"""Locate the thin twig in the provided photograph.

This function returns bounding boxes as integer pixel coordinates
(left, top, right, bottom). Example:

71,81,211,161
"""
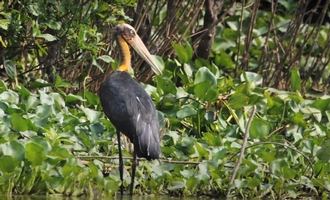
227,105,257,197
77,155,201,165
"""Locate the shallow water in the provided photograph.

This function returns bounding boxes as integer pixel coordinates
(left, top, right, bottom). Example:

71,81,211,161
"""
0,195,213,200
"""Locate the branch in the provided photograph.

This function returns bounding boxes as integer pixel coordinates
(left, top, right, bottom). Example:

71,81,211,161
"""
77,155,201,165
227,105,257,197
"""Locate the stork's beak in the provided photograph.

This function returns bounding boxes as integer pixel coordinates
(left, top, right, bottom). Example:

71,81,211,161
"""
126,35,162,75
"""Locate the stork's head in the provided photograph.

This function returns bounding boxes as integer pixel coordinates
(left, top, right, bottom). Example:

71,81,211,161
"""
115,23,162,75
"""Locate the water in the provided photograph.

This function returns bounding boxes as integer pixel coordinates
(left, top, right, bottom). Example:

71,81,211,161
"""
0,195,214,200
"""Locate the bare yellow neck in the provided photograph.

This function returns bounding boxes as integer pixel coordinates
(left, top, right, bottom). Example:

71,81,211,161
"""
117,36,131,72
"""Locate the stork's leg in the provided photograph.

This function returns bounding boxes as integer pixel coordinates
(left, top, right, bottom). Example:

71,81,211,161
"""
116,130,124,195
130,151,137,195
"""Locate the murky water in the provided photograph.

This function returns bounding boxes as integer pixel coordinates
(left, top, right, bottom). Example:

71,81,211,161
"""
0,195,214,200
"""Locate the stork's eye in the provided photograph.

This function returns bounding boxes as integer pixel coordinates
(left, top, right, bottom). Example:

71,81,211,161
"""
129,29,135,35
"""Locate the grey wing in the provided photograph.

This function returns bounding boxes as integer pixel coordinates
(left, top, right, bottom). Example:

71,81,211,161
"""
127,94,160,160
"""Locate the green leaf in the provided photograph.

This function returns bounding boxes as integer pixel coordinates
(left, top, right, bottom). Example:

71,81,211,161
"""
193,67,218,101
48,146,72,160
173,42,193,63
311,98,330,112
0,90,19,104
151,55,165,73
250,118,270,138
0,80,7,92
10,113,33,131
292,112,306,127
156,76,177,95
92,57,104,73
81,106,101,123
316,140,330,162
0,156,19,173
84,90,100,106
66,93,86,103
0,19,10,30
229,92,249,109
241,71,263,86
25,142,47,166
183,63,193,79
290,68,301,91
98,55,114,63
38,33,58,42
4,60,17,80
215,51,234,69
0,141,25,161
195,142,209,159
55,75,71,88
196,163,210,181
168,179,185,191
176,105,197,119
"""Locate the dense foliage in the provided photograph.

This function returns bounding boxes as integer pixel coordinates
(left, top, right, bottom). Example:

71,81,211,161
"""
1,0,330,198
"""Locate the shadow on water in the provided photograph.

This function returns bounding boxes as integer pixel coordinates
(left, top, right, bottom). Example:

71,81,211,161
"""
0,195,211,200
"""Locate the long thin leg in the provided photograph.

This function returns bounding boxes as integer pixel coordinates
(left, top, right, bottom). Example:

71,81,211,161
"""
116,130,124,195
130,151,137,195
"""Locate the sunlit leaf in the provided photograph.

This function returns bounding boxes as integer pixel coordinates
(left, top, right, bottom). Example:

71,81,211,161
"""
37,33,58,42
25,142,47,166
98,55,114,63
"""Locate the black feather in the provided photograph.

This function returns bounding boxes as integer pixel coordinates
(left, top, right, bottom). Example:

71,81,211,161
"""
99,71,160,160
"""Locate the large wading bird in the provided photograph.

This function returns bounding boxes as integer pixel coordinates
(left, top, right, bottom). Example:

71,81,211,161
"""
99,23,162,195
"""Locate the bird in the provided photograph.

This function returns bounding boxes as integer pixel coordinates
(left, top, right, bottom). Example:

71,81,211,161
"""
99,23,162,195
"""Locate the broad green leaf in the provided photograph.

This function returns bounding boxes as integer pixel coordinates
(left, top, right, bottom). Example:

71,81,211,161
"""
241,71,263,86
81,106,101,123
48,146,72,160
292,112,306,127
84,90,100,106
196,163,210,182
25,142,47,166
55,76,71,88
156,76,177,95
0,155,19,173
173,43,193,63
311,98,330,112
0,90,19,104
168,179,186,191
215,51,234,69
194,67,217,85
195,142,209,159
0,141,25,161
10,113,33,131
176,105,197,118
250,118,270,138
316,140,330,162
229,92,249,109
193,67,218,101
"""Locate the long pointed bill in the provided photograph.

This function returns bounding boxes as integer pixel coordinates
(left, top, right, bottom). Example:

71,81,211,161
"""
127,35,162,75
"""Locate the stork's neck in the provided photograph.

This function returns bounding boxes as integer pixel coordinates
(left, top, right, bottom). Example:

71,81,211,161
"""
117,36,131,72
